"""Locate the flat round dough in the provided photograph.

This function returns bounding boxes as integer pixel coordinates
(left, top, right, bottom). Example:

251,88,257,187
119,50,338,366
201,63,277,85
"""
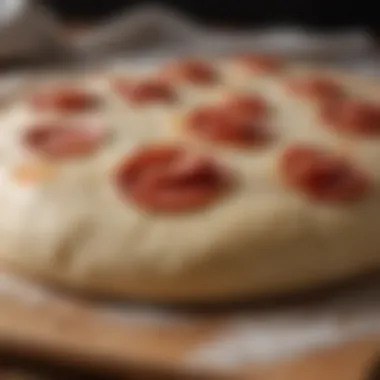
0,58,380,303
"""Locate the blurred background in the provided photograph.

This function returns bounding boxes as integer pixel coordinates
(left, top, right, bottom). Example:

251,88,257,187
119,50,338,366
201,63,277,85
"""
42,0,378,31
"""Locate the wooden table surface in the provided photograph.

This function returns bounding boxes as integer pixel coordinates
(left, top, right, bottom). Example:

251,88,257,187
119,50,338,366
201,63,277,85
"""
0,288,379,380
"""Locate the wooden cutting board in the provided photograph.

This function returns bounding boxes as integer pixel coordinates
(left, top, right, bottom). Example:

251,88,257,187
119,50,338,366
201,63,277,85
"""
0,291,379,380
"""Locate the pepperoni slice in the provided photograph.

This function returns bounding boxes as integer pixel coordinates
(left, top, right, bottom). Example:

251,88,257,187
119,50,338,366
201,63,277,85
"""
288,77,344,102
187,105,271,148
280,145,369,202
24,120,105,159
115,145,230,212
223,94,268,119
30,86,98,112
321,99,380,136
113,78,176,105
237,53,283,74
160,60,218,85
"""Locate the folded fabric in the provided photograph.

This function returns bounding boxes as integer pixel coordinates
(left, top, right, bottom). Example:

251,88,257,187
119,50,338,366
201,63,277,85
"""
0,1,378,73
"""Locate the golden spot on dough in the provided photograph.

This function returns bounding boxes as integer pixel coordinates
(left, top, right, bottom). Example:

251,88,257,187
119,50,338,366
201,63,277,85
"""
12,162,58,185
230,66,249,83
169,112,186,132
270,154,284,182
159,112,202,147
337,137,356,158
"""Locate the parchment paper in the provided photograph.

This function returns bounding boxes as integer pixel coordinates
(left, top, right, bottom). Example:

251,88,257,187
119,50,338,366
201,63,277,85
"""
0,2,379,371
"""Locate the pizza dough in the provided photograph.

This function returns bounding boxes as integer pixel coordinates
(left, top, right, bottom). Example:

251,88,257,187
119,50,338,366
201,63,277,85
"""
0,55,380,302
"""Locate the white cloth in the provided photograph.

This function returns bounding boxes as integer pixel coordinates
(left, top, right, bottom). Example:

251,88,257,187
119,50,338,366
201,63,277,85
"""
0,1,379,73
0,0,68,61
